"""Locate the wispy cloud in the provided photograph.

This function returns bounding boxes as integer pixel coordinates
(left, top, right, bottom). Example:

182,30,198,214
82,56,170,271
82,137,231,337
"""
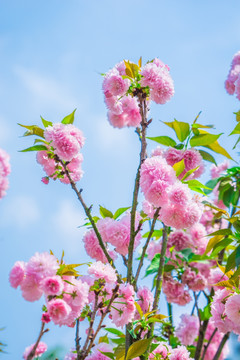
14,66,78,111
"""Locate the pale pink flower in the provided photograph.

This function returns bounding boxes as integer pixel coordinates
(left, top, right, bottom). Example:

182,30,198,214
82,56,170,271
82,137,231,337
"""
36,150,57,178
183,149,203,172
160,204,186,229
146,240,162,260
164,147,184,166
40,275,64,296
182,268,207,291
26,252,58,282
103,67,130,96
104,93,123,115
175,314,199,346
151,74,175,104
44,123,85,162
47,298,72,325
208,268,228,290
20,275,43,302
151,147,164,157
115,61,127,76
60,153,84,184
121,96,141,127
136,286,153,314
145,180,169,207
86,343,113,360
111,283,135,327
88,261,117,283
142,200,156,218
64,278,89,309
168,230,192,251
211,289,234,333
149,342,171,359
64,349,77,360
0,148,11,199
83,229,109,263
23,341,47,359
107,111,126,128
9,261,25,288
210,161,229,179
225,294,240,326
183,203,202,229
169,345,192,360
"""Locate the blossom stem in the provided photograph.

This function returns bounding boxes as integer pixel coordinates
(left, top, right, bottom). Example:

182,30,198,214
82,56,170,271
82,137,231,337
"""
212,332,229,360
201,327,217,360
59,159,116,271
27,322,48,360
75,319,81,360
134,208,160,289
194,319,209,360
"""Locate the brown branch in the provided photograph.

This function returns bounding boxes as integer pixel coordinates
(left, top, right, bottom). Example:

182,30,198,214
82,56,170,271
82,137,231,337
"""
212,332,229,360
27,322,49,360
201,327,217,360
194,320,209,360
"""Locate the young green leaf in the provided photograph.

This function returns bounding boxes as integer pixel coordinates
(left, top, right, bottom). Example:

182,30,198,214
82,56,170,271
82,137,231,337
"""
190,133,222,147
147,136,176,147
20,145,48,152
126,338,152,360
41,116,53,128
173,159,185,177
163,119,190,142
18,124,44,138
198,150,217,165
61,109,76,125
113,207,130,219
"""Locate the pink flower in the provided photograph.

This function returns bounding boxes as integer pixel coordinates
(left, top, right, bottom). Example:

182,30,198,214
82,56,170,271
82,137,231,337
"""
168,182,191,206
20,275,43,302
64,350,77,360
111,283,135,327
88,261,117,283
23,341,47,359
169,345,192,360
151,147,164,157
40,275,64,296
83,229,110,263
103,68,130,96
44,123,85,162
146,241,162,260
160,204,186,229
36,150,57,178
149,342,171,359
208,268,228,290
41,312,51,323
225,294,240,326
9,261,25,288
164,147,184,166
211,289,234,333
60,153,84,184
182,268,207,291
168,230,192,251
183,203,202,229
0,148,11,199
136,286,153,315
210,161,229,179
86,343,113,360
64,278,89,309
26,252,58,282
41,176,49,184
47,298,72,325
183,149,203,172
144,180,169,207
175,314,199,346
107,111,126,128
151,73,175,104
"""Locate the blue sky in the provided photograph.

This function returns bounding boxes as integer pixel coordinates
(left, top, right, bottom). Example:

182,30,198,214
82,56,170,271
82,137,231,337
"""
1,0,240,357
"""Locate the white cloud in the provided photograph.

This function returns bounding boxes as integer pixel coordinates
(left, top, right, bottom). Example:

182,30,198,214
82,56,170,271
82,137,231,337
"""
1,195,40,228
14,66,78,111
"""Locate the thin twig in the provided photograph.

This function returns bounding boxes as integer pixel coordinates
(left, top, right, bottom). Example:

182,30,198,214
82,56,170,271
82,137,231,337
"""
75,319,81,360
194,320,209,360
201,328,217,360
212,332,229,360
27,322,49,360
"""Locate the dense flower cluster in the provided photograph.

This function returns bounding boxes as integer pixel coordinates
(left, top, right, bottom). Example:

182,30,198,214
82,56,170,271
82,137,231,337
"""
0,148,11,199
140,151,203,229
225,51,240,100
83,213,142,261
36,123,85,184
103,58,174,128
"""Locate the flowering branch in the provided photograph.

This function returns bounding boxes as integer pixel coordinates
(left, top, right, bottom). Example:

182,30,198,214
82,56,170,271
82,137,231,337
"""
212,333,230,360
201,327,217,360
26,322,48,360
134,207,160,288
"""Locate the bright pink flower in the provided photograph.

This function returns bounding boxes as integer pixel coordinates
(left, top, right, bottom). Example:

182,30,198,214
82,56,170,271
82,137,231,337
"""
183,203,202,229
44,123,85,162
160,204,186,229
164,147,184,166
175,314,199,346
183,149,203,172
88,261,117,283
182,268,207,291
151,74,174,104
41,176,49,184
145,180,169,207
64,278,89,309
59,153,84,184
136,286,153,315
41,312,51,323
20,275,43,302
83,229,110,263
9,261,25,288
104,93,123,115
23,341,47,359
47,298,72,325
36,150,57,178
169,345,192,360
40,275,64,296
168,230,192,251
111,283,135,327
168,182,191,206
26,252,58,282
121,96,141,127
103,68,130,96
86,343,113,360
163,278,187,305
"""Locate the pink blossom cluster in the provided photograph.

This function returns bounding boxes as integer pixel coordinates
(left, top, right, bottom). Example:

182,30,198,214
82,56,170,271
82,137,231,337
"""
140,155,203,229
140,58,174,104
0,148,11,199
103,61,141,128
85,343,113,360
211,289,240,336
149,342,193,360
162,274,192,306
83,213,142,261
36,123,85,184
23,341,47,359
9,252,90,327
225,51,240,100
175,315,229,360
135,286,154,319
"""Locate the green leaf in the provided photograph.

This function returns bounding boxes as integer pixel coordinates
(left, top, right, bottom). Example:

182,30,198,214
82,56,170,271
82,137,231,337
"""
233,220,240,233
20,145,48,152
99,352,114,360
204,178,219,194
18,123,44,138
113,207,130,219
126,338,152,360
61,109,76,124
163,119,190,142
190,133,222,147
230,122,240,136
222,185,235,207
225,250,236,273
234,110,240,122
99,206,113,218
105,328,125,337
147,136,176,147
145,254,160,277
172,159,185,177
208,229,233,236
211,238,233,255
98,335,109,344
181,166,199,181
235,246,240,267
142,229,162,238
204,141,233,160
199,304,211,321
198,150,217,165
41,116,53,128
184,179,211,190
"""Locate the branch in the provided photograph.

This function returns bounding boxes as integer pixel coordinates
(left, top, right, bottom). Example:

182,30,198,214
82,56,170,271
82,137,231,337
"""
75,319,81,360
194,319,209,360
27,322,49,360
134,208,160,288
201,327,217,360
212,332,229,360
